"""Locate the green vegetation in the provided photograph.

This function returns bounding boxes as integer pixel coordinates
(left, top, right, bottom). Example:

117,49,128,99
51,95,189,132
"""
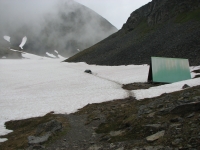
175,8,200,23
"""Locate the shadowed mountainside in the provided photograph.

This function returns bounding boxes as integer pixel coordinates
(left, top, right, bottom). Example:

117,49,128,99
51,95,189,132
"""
66,0,200,66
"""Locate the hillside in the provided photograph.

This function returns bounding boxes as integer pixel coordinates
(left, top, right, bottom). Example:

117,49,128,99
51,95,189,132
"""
66,0,200,66
0,0,117,58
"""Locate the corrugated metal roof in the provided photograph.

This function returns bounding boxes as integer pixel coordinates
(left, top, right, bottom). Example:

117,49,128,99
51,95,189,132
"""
148,57,191,83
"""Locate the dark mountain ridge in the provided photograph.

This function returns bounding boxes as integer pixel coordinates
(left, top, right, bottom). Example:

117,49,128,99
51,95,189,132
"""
66,0,200,66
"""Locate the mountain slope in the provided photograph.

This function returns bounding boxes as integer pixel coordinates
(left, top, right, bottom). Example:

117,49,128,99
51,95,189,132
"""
66,0,200,66
0,0,117,58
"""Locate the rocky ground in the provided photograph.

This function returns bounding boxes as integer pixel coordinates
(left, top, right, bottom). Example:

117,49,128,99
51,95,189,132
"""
1,81,200,150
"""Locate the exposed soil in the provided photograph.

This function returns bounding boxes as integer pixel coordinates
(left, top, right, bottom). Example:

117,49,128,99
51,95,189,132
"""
122,82,165,90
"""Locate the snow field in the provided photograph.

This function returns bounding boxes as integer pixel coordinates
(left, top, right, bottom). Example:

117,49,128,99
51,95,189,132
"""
0,59,128,141
0,56,199,142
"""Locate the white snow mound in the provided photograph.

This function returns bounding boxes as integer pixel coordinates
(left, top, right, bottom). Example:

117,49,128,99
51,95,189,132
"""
46,52,56,58
3,36,10,42
19,36,27,49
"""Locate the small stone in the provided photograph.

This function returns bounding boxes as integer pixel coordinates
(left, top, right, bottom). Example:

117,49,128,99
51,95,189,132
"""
84,69,92,74
187,113,195,118
172,138,182,146
182,84,190,89
92,117,100,120
170,124,181,128
157,104,164,108
109,130,125,136
28,132,52,145
171,102,200,114
88,145,102,150
90,141,95,145
144,124,161,130
110,143,115,148
187,144,192,148
116,147,124,150
147,112,156,118
170,117,183,122
92,133,96,137
146,130,165,142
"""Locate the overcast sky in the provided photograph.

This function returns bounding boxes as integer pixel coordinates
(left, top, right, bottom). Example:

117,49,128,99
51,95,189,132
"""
75,0,151,29
0,0,152,36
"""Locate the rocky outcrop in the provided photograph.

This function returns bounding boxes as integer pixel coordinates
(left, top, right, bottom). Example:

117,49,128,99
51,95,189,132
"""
66,0,200,66
123,0,200,30
27,120,62,149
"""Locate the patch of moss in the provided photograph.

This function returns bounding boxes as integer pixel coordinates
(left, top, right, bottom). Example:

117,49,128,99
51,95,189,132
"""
175,9,200,23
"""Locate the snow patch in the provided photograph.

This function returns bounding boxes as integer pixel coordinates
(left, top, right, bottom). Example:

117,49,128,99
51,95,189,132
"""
22,53,49,60
0,138,8,142
58,55,66,59
46,52,56,58
3,36,10,42
2,56,6,59
19,36,27,49
54,50,58,54
133,78,200,100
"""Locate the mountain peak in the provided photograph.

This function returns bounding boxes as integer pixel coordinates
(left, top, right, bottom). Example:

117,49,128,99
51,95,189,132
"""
66,0,200,66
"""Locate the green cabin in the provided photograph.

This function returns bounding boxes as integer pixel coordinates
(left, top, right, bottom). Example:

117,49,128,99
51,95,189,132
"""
148,57,191,83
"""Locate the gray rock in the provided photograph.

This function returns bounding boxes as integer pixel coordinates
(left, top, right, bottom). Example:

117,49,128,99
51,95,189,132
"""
109,130,125,136
170,124,181,128
172,138,182,146
170,117,183,122
116,147,124,150
182,84,190,89
36,119,62,136
143,146,165,150
28,132,51,145
144,124,163,131
147,112,156,118
193,96,200,101
146,130,165,142
170,102,200,114
110,143,115,148
144,124,161,128
88,144,102,150
84,70,92,74
187,112,195,118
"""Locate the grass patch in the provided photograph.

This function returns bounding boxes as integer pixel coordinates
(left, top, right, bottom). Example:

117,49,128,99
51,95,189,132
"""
175,8,200,23
0,112,70,150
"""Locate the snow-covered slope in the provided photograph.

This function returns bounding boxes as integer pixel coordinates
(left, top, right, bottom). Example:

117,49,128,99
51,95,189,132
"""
0,59,199,142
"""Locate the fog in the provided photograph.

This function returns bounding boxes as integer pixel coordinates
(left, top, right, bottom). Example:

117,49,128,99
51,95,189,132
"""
0,0,117,57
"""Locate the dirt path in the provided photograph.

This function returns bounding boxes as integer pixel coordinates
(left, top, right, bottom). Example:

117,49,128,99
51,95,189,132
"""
46,114,103,150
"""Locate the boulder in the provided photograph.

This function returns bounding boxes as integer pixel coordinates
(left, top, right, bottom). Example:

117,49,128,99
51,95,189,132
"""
146,130,165,142
28,132,51,145
84,70,92,74
36,119,62,136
